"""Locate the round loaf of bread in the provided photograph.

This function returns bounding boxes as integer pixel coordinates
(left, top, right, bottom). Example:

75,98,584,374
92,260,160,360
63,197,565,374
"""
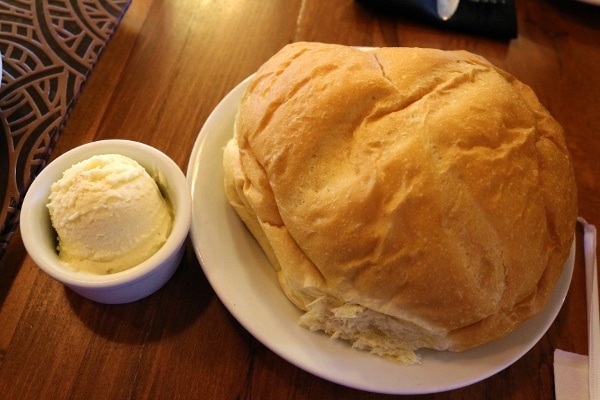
223,42,578,364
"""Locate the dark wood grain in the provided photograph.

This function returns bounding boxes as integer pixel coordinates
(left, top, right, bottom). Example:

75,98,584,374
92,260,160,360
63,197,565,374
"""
1,0,599,398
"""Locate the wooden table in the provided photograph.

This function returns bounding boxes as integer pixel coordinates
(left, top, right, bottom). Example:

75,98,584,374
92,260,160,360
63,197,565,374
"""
1,0,599,398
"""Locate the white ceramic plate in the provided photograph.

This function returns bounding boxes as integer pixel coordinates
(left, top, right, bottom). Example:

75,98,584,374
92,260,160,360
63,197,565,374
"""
186,76,576,395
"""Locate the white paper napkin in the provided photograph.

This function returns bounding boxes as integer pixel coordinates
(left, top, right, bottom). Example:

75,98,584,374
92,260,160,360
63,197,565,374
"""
555,218,598,400
554,349,589,400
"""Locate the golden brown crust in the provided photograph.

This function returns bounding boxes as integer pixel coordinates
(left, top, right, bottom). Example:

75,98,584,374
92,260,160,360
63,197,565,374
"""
224,42,578,353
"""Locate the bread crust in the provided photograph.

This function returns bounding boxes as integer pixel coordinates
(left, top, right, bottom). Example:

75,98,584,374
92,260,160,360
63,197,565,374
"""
224,42,578,358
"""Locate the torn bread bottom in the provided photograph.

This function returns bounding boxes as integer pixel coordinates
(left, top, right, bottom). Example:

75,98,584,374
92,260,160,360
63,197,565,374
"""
298,296,447,365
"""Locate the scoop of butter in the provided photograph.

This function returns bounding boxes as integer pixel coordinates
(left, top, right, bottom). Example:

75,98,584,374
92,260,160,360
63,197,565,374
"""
47,154,173,274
